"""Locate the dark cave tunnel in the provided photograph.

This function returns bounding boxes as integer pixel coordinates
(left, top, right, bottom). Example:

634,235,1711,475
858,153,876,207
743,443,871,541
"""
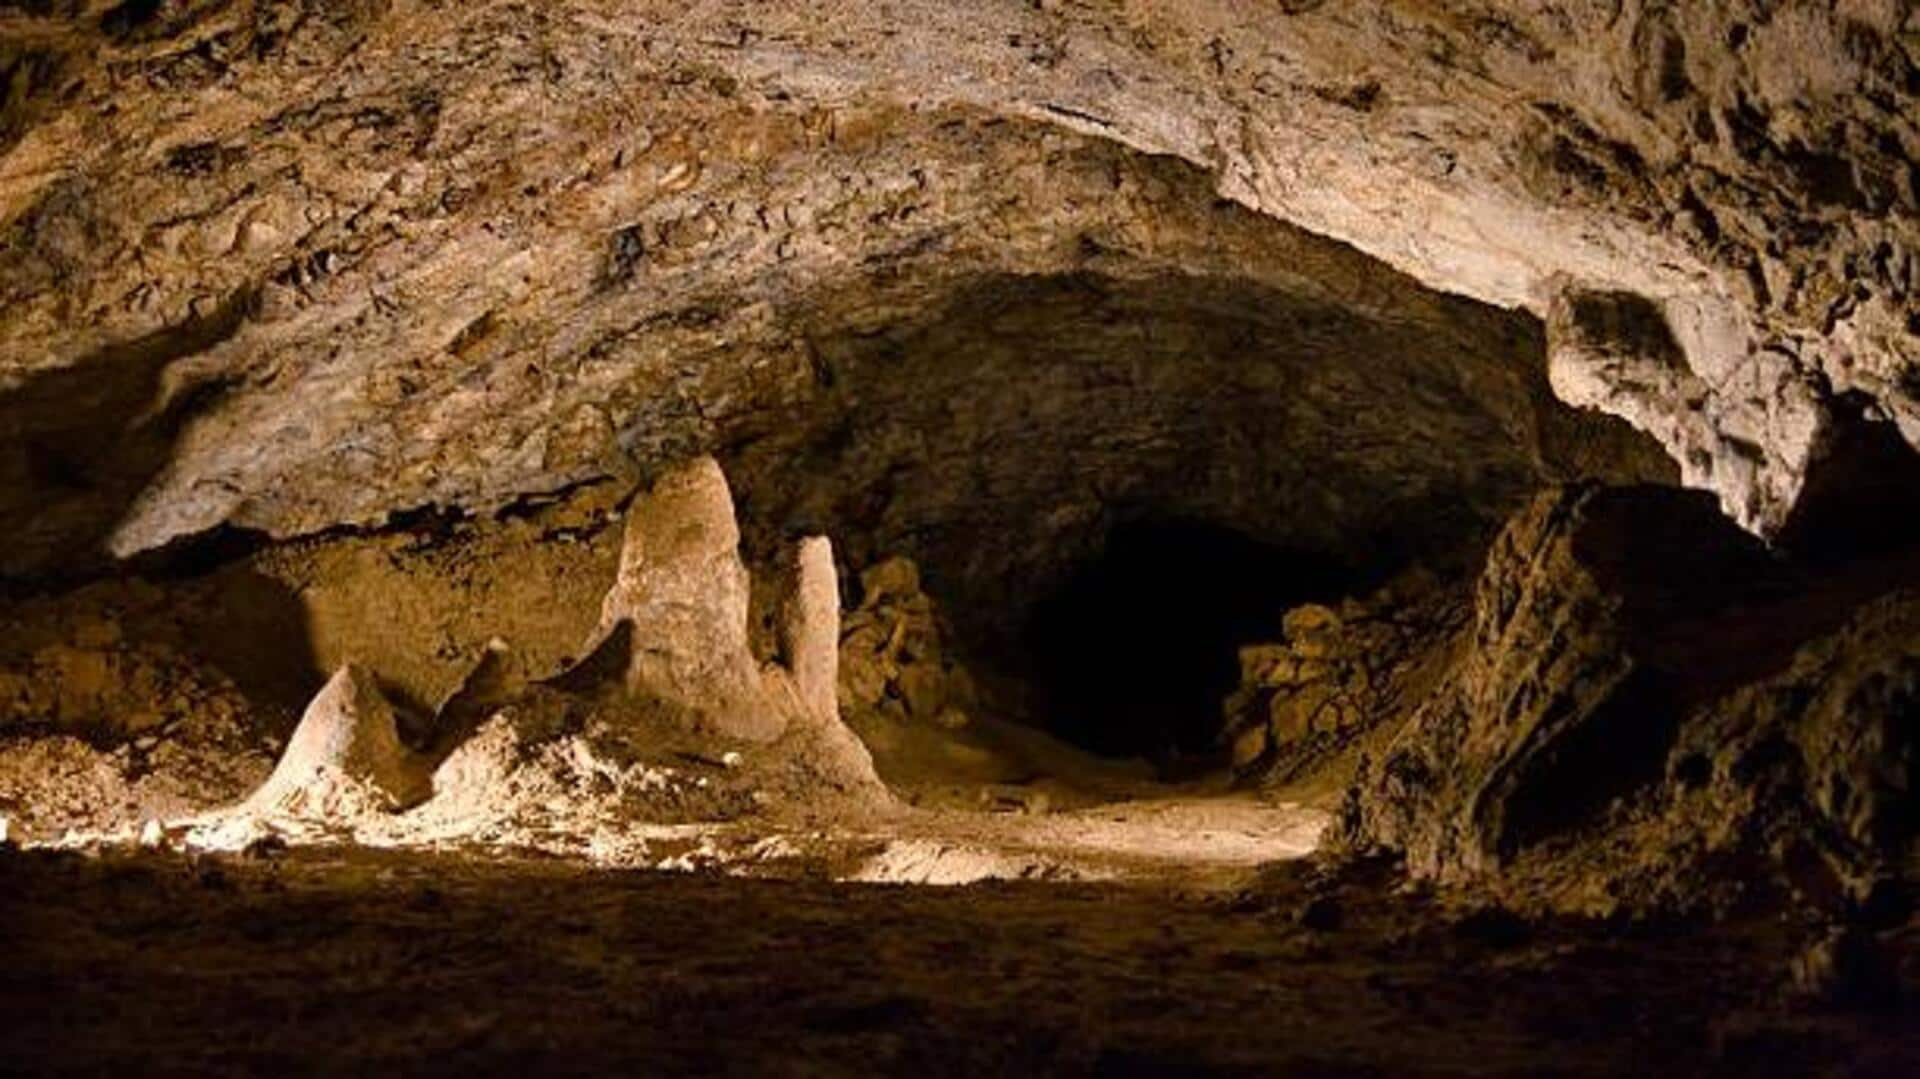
1019,517,1364,762
726,269,1679,764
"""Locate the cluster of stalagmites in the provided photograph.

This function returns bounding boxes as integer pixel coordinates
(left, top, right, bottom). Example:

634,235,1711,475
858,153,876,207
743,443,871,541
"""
238,456,881,828
5,454,1913,923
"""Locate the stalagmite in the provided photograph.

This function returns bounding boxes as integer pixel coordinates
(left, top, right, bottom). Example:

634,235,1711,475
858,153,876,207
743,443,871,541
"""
592,457,785,742
766,533,886,800
246,664,427,819
776,535,841,726
579,456,861,746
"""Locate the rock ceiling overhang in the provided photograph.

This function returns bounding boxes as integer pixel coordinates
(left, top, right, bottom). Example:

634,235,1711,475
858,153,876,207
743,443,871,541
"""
2,1,1915,573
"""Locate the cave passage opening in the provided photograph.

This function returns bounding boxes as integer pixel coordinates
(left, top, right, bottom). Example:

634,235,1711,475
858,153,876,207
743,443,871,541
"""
726,261,1676,781
1018,516,1365,762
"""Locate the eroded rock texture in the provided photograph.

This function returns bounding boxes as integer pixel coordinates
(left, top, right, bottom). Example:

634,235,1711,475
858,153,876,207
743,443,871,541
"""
9,0,1911,584
2,1,1919,923
1338,483,1920,915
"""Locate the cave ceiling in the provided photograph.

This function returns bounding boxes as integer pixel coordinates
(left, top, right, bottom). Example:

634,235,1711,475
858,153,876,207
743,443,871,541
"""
2,0,1916,579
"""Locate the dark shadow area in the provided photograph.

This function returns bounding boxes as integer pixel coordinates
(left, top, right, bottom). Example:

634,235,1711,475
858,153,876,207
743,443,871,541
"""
0,284,256,585
1778,392,1920,565
1020,517,1367,761
0,556,319,752
119,525,327,719
188,567,326,722
10,847,1914,1076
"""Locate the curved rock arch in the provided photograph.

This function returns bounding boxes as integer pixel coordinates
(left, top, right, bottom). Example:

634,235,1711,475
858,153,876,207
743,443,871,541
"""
1,1,1915,574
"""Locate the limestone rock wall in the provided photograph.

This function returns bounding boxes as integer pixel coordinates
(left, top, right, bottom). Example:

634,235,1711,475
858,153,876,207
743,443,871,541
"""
1338,483,1920,915
5,1,1909,579
1221,571,1465,785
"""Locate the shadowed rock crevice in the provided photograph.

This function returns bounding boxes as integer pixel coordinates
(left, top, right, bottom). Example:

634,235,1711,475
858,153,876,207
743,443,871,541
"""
1776,392,1920,563
0,283,258,579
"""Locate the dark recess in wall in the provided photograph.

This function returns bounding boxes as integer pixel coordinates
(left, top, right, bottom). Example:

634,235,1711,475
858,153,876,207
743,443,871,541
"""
1020,516,1364,762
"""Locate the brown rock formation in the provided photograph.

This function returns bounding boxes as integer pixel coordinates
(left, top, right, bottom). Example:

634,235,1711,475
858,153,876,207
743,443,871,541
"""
575,454,862,752
1222,571,1465,787
1338,482,1920,914
769,535,840,727
22,0,1892,586
247,664,426,819
588,456,785,741
837,557,977,732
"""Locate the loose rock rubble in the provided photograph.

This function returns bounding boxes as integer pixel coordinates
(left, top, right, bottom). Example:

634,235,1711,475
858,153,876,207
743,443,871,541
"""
837,557,979,734
1221,570,1465,787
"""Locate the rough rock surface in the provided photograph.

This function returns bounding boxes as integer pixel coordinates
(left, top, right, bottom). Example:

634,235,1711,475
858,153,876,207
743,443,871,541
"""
0,584,276,746
836,557,978,733
1635,586,1920,914
0,728,268,841
3,3,1919,935
248,477,631,714
1339,483,1920,915
5,0,1816,589
1222,571,1465,788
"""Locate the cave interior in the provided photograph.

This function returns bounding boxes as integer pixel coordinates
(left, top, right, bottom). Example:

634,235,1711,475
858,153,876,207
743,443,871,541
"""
3,2,1920,1074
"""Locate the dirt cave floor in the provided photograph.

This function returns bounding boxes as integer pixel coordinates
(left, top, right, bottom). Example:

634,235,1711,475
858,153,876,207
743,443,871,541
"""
3,847,1917,1078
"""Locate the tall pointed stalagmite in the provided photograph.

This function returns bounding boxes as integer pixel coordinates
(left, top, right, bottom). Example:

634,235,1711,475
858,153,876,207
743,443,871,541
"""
247,664,427,818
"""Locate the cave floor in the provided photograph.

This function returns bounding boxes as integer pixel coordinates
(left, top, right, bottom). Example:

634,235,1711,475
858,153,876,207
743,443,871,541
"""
755,792,1328,888
5,847,1917,1077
